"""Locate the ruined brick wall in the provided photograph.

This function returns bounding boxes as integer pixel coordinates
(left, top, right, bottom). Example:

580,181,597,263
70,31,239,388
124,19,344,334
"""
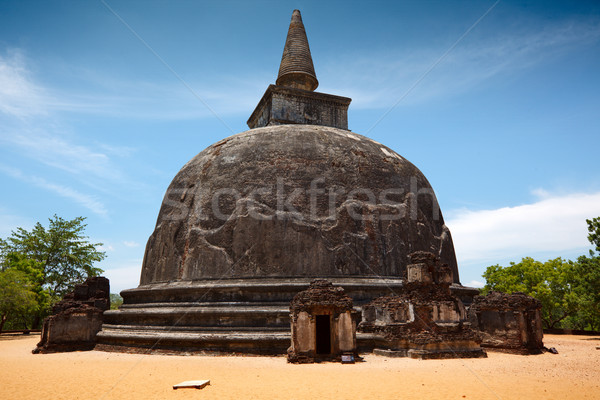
359,285,476,344
290,279,353,316
34,276,110,353
53,276,109,313
469,291,544,354
356,252,485,359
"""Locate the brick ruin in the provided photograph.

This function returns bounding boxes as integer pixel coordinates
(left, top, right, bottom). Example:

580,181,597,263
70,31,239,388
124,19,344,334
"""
33,276,109,354
469,291,544,354
288,280,358,363
357,252,487,359
354,252,545,358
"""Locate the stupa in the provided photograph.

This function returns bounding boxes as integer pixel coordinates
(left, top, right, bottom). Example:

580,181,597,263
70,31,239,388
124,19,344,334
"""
96,10,477,354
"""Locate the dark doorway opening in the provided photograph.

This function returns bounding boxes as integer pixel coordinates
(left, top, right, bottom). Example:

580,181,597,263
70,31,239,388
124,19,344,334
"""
316,314,331,354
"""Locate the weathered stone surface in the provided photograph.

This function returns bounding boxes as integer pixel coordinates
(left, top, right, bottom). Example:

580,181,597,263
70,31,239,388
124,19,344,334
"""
288,280,357,363
34,305,104,353
140,125,459,286
247,85,350,129
358,253,486,359
290,279,353,314
34,276,109,353
276,10,318,91
469,291,544,354
54,276,110,314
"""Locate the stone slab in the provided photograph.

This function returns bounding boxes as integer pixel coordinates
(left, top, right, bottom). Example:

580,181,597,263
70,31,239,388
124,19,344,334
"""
173,380,210,390
373,348,409,358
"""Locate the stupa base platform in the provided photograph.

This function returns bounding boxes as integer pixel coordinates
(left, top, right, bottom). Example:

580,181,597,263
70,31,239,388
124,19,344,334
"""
96,329,385,355
96,328,383,355
96,328,291,355
96,278,478,355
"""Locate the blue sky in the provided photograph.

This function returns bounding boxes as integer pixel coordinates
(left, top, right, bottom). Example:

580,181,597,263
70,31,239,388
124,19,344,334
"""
1,1,599,293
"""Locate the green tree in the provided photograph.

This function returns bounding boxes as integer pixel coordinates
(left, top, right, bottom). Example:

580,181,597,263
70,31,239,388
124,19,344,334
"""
110,293,123,310
0,215,105,328
568,217,600,330
482,257,578,328
587,217,600,254
0,268,38,333
572,256,600,331
0,252,50,329
483,217,600,331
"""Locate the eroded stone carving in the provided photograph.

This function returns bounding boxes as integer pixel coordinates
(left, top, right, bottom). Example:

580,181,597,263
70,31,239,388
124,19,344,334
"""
140,126,459,285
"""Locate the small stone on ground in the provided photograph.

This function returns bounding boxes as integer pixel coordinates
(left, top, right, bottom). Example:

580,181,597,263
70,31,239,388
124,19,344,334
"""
172,380,210,390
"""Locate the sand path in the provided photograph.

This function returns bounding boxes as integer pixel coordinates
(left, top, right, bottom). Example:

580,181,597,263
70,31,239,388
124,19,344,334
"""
1,334,599,399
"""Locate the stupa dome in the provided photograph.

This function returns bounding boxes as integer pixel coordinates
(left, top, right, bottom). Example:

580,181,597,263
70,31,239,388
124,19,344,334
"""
140,124,459,285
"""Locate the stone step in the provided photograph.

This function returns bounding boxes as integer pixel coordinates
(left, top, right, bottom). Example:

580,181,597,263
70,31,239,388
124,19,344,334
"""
119,301,292,309
103,305,291,328
106,305,291,314
96,327,291,354
120,278,406,305
101,324,290,332
98,327,290,338
96,325,382,355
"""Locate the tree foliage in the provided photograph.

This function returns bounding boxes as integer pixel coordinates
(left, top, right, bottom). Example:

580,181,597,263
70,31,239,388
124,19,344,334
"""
571,254,600,331
587,217,600,254
110,293,123,310
482,217,600,331
482,257,578,328
0,268,38,333
0,215,105,328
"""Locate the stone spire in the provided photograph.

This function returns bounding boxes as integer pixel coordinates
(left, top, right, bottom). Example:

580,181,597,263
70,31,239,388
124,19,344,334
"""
247,9,351,130
276,9,319,91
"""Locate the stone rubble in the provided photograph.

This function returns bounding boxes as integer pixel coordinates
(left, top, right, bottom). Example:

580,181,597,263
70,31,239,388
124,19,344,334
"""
33,277,109,354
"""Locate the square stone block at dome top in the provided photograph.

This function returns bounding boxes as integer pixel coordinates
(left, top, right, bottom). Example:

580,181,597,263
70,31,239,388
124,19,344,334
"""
247,85,351,130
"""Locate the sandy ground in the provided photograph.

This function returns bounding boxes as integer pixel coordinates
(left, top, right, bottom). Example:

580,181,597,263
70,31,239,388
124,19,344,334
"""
1,334,599,400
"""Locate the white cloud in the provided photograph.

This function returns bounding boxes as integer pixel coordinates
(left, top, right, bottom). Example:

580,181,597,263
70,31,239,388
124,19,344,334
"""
3,17,599,123
319,19,600,109
466,280,484,288
41,79,259,120
101,260,142,293
0,47,262,121
4,130,122,181
0,49,49,118
32,177,108,217
447,190,600,266
531,188,551,199
0,49,154,202
0,210,32,239
123,241,140,248
97,244,115,252
0,164,108,217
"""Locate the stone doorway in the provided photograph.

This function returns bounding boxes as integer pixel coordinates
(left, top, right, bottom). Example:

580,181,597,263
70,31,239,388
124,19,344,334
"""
288,280,358,363
315,315,331,354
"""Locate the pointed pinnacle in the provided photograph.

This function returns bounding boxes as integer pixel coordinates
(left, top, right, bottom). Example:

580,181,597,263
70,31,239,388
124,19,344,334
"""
276,10,319,91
